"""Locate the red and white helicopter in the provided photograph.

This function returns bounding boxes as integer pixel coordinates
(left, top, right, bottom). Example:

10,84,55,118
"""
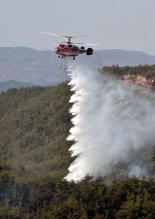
41,32,98,69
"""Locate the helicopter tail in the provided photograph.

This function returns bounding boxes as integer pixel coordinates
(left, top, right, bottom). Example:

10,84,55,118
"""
86,48,93,55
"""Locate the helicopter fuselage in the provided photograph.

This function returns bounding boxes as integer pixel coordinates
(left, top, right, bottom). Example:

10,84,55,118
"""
54,44,90,58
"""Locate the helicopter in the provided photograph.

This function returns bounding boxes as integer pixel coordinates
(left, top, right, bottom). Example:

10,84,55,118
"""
41,32,98,69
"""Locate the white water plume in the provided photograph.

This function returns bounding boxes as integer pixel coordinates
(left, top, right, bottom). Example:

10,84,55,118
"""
65,64,155,181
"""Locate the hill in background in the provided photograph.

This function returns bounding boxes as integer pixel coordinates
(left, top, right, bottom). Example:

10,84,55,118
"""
1,47,155,92
0,47,68,87
0,80,33,92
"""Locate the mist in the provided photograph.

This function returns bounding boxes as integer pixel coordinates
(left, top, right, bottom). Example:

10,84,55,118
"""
65,64,155,181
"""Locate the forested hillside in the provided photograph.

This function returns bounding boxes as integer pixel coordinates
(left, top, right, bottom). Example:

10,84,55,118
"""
1,47,155,92
102,64,155,88
0,69,155,218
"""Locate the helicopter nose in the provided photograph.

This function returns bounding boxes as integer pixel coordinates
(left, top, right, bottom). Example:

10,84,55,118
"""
54,47,59,53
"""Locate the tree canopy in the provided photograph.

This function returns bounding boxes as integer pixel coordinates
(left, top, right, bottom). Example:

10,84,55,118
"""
0,66,155,218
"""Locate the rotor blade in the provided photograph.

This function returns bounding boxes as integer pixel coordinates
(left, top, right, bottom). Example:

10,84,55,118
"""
41,32,87,39
85,43,99,46
71,42,85,45
51,40,67,43
41,32,75,39
64,34,87,38
71,42,99,46
63,36,74,39
41,32,74,38
40,32,61,37
74,34,88,38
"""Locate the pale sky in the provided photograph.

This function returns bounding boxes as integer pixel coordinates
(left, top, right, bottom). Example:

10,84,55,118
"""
0,0,155,54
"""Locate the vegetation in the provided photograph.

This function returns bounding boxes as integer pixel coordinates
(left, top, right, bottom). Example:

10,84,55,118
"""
0,68,155,218
101,64,155,81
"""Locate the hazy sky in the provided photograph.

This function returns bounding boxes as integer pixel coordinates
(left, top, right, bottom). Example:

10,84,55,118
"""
0,0,155,54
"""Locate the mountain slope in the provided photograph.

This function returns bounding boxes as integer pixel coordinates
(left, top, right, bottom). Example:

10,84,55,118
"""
95,49,155,66
0,47,68,86
0,83,72,183
0,67,155,218
0,80,33,92
0,47,155,90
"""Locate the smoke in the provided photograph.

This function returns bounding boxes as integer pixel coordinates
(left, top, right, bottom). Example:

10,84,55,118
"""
128,165,147,177
65,64,155,181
